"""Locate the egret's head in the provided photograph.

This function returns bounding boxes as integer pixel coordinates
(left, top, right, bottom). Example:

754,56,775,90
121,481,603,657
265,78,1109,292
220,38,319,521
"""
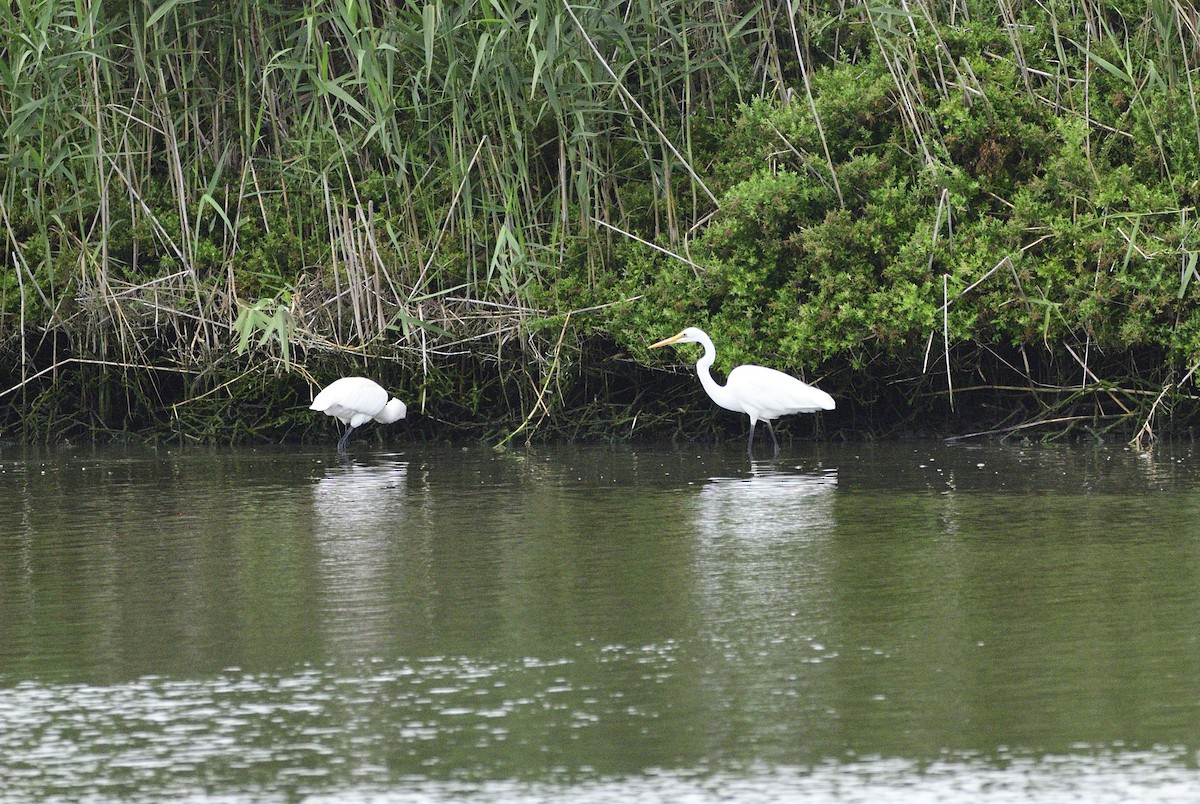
650,327,704,350
377,397,407,424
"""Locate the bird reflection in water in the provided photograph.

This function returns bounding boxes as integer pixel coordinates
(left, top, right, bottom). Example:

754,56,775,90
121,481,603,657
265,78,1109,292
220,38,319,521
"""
312,456,408,528
311,456,409,650
692,463,838,625
696,462,838,542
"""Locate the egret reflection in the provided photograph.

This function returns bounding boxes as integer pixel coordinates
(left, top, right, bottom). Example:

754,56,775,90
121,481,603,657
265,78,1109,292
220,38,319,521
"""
311,456,409,649
696,462,838,542
312,455,408,531
691,462,838,625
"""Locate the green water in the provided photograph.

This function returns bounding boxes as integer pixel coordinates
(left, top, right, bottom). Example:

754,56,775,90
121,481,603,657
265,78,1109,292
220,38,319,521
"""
2,442,1200,801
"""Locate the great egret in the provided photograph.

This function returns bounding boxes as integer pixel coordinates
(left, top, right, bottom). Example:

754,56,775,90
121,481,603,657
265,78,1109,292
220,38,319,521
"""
309,376,407,451
650,327,834,454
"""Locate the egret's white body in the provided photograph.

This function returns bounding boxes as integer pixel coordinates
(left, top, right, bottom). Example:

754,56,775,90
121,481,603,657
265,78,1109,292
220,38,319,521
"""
310,376,407,451
650,327,834,454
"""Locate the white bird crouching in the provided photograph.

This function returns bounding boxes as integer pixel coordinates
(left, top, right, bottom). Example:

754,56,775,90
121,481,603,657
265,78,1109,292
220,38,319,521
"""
310,376,407,451
650,326,833,454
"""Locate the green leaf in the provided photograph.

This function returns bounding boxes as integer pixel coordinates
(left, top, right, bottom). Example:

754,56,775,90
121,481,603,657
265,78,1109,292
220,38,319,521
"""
145,0,195,30
1179,252,1198,299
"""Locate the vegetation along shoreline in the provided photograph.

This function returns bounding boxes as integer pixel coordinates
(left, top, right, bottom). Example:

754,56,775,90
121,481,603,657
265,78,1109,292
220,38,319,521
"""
4,1,1200,447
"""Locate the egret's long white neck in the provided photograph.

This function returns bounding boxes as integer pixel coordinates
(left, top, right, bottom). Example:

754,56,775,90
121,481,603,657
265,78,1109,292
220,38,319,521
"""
693,332,736,411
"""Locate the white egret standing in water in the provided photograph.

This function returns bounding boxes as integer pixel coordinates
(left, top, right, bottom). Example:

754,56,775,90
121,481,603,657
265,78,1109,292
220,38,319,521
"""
650,327,834,454
310,377,407,451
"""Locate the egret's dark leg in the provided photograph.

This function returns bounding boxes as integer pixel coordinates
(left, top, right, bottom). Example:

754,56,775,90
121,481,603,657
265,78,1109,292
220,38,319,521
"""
747,419,757,456
337,423,355,451
765,420,780,456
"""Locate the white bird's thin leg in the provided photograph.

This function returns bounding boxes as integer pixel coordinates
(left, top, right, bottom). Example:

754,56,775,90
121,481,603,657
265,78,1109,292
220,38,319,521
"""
764,420,780,456
337,423,355,452
747,419,757,456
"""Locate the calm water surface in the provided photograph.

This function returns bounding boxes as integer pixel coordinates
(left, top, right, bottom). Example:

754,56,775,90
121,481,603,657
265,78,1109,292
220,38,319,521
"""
3,441,1200,801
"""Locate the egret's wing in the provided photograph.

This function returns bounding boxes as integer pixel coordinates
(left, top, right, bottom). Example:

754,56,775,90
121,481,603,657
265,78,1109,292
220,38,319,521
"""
310,377,388,427
727,364,835,418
